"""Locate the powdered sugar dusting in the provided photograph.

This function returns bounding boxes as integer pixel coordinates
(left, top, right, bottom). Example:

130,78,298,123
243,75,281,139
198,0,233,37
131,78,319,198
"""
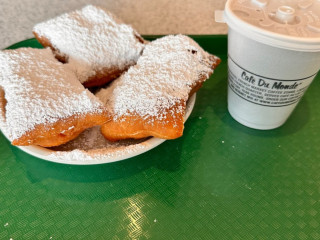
0,91,195,164
49,126,149,162
51,126,147,151
33,5,145,83
41,94,195,163
0,48,104,141
96,35,217,123
50,143,148,162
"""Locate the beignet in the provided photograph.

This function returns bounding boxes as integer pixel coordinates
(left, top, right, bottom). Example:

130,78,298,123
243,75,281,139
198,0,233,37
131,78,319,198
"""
0,48,109,147
33,5,145,87
96,35,220,141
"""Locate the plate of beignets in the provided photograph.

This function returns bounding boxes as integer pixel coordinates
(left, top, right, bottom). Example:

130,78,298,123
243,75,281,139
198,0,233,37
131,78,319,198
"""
0,92,196,165
0,6,220,165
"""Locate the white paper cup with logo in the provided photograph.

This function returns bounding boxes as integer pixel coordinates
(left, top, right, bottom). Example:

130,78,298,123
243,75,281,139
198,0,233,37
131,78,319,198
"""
223,0,320,130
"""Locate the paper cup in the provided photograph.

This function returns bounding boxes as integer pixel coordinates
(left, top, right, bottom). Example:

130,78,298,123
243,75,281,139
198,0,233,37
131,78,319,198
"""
223,0,320,129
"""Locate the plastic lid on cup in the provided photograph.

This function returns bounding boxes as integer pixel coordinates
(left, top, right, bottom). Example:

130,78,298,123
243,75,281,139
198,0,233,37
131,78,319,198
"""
224,0,320,52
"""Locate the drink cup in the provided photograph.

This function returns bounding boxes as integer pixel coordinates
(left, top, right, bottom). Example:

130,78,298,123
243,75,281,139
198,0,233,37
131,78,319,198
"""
223,0,320,129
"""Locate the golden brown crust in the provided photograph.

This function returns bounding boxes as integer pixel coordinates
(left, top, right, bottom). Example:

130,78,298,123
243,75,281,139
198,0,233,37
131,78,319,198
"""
101,101,185,141
12,111,110,147
82,67,129,88
0,47,111,148
99,52,220,142
33,32,67,63
33,32,142,88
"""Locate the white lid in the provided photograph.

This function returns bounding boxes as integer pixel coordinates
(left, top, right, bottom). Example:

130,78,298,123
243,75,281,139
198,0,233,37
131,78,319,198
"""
224,0,320,51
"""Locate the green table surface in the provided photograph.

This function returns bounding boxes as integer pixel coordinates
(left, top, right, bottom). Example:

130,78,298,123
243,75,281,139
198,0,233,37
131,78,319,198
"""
1,35,320,239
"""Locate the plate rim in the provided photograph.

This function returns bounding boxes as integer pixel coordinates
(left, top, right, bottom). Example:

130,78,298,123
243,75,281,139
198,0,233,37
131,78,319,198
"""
1,37,197,165
1,94,196,165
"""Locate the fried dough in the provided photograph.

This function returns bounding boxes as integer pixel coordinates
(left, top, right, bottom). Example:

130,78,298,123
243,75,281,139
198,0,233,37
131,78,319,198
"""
96,35,220,141
0,48,109,147
33,5,145,87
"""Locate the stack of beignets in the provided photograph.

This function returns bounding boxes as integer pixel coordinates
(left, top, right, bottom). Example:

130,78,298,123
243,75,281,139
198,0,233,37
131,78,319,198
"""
0,5,221,149
33,5,145,87
0,48,108,147
96,35,220,141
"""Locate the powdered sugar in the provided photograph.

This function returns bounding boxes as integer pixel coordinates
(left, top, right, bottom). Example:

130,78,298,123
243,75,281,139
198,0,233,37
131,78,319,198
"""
33,5,145,84
51,126,147,151
49,126,149,162
46,94,195,164
50,144,147,162
96,35,218,122
0,90,195,164
0,47,104,141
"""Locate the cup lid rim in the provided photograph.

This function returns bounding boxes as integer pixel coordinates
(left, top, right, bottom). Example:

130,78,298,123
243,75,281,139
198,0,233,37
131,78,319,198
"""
224,0,320,52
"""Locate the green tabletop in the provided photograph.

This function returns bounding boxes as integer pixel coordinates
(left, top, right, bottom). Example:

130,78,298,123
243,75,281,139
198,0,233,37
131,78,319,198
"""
1,35,320,239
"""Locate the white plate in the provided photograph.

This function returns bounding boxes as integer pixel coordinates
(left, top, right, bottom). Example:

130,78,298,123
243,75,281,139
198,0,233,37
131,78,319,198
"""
1,94,196,165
